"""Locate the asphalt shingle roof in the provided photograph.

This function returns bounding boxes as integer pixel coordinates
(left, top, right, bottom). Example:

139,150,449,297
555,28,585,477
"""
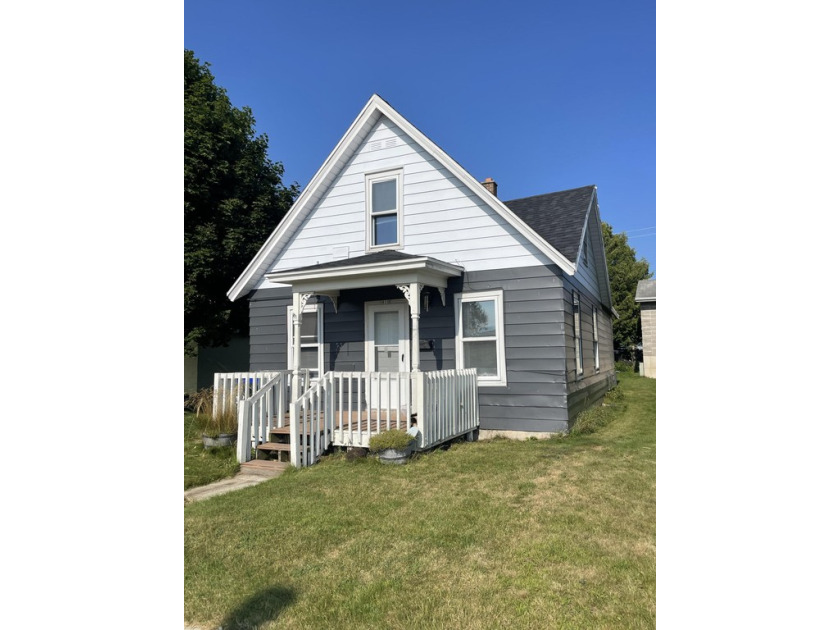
503,185,595,263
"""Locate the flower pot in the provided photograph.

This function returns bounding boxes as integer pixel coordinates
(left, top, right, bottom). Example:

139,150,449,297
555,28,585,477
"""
377,447,411,465
202,433,237,449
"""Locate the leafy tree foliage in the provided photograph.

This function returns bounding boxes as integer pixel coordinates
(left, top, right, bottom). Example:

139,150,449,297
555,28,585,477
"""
601,222,652,352
185,50,298,354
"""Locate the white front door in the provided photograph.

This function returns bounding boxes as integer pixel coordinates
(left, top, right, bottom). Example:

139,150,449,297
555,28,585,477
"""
365,302,409,411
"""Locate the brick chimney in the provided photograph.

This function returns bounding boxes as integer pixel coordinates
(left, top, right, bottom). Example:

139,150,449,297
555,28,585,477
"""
481,177,498,197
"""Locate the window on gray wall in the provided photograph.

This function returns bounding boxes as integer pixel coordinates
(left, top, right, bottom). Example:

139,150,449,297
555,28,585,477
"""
286,303,324,377
593,306,600,372
455,289,507,387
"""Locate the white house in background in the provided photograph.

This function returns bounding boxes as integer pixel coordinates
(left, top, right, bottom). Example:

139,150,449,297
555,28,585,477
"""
218,94,617,467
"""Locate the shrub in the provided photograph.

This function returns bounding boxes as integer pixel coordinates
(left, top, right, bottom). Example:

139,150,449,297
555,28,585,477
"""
186,388,239,437
604,385,625,403
615,361,634,373
570,406,611,436
185,388,214,415
368,429,416,453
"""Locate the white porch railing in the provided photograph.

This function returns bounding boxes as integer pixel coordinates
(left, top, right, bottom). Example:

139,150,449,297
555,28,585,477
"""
213,371,282,418
416,368,479,449
288,368,478,466
217,368,480,468
234,371,296,463
289,374,332,467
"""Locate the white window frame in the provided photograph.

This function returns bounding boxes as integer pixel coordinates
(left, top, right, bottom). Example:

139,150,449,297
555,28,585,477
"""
365,168,403,252
593,306,600,373
286,303,324,377
573,292,583,377
455,289,507,387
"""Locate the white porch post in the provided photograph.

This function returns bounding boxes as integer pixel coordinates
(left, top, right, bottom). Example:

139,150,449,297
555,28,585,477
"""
397,283,423,373
291,291,313,396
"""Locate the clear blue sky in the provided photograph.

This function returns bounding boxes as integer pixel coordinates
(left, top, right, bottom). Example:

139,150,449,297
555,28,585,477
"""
185,0,655,274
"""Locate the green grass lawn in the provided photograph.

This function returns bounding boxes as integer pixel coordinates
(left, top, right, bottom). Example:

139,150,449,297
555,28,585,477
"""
184,411,240,490
184,371,655,629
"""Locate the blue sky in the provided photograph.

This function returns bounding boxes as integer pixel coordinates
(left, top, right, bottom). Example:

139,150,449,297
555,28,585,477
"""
185,0,656,274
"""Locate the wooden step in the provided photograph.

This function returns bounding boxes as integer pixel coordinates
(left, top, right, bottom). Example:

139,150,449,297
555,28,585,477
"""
240,459,289,473
257,442,291,453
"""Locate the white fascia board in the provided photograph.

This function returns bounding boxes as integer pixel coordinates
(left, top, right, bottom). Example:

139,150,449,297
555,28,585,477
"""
589,189,614,310
266,257,463,285
227,96,384,301
575,189,596,268
376,97,577,276
267,258,464,294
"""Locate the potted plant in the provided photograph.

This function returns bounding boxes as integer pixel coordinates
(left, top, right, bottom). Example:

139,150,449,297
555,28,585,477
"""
368,429,416,465
186,388,238,449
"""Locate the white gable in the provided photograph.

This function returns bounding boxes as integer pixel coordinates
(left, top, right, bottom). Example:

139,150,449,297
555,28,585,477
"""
230,95,577,301
255,116,552,289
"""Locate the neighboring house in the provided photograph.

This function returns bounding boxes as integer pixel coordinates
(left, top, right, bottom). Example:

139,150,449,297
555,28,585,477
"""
184,336,251,394
225,94,616,452
635,279,656,378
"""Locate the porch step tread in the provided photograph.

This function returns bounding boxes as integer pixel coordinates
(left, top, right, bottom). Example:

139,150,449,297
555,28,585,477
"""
256,442,292,452
240,459,290,473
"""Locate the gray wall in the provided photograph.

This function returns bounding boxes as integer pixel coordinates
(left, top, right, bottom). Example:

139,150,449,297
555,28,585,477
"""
246,264,616,433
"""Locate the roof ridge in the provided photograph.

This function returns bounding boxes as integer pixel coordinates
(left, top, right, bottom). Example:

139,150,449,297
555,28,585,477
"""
503,184,595,205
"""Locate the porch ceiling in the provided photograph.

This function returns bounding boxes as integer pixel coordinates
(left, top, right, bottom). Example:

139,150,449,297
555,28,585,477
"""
265,251,463,293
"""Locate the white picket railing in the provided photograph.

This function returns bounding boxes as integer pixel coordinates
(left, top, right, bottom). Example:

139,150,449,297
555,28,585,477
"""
213,371,282,418
289,374,331,467
234,371,296,463
328,371,413,448
219,368,480,468
416,368,479,449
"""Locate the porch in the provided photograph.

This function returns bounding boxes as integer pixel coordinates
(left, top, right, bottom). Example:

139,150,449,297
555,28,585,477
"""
213,368,479,467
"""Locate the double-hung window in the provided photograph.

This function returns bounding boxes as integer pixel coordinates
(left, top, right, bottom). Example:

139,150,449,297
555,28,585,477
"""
592,306,600,372
287,303,324,378
573,292,583,377
455,289,507,387
366,169,403,250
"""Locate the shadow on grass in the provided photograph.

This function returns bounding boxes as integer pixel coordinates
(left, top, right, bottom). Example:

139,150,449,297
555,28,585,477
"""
220,586,296,629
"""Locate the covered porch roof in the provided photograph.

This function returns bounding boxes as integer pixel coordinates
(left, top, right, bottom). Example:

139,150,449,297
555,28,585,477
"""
276,251,464,377
264,250,464,293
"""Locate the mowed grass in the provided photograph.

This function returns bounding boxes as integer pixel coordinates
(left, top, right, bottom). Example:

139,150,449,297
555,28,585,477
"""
184,372,655,629
184,411,240,491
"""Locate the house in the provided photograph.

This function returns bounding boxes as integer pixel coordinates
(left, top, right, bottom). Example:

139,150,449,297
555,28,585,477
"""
635,279,656,378
184,336,250,394
220,95,617,467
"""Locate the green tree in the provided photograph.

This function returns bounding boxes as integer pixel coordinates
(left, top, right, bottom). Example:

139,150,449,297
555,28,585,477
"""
185,50,298,354
601,222,652,353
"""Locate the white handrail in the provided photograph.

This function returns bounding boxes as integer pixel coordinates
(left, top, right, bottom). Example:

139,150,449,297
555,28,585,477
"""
213,371,281,418
233,371,293,463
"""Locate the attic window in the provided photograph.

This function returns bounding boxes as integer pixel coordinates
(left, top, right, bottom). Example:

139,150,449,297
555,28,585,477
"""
366,169,403,251
582,240,589,267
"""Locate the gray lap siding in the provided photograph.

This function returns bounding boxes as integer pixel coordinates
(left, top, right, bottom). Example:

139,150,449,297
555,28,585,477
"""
246,264,615,434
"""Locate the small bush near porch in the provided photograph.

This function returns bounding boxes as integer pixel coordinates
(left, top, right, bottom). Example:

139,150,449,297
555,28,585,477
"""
184,411,240,490
185,372,655,628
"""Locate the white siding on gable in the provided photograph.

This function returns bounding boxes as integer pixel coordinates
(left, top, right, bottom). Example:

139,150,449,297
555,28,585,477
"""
258,116,552,287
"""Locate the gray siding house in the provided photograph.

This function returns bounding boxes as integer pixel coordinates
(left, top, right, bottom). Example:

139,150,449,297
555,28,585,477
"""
227,95,616,438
